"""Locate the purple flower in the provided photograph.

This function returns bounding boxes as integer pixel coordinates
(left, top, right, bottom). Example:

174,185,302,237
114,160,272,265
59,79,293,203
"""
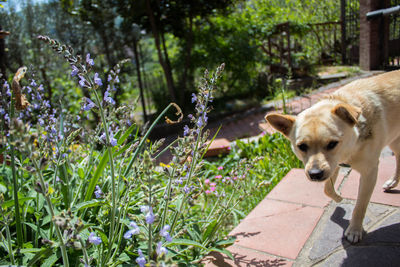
88,232,102,245
78,75,88,88
71,65,79,77
110,136,117,147
145,210,155,224
136,249,146,267
43,100,51,108
38,84,44,91
191,93,197,103
30,80,37,87
183,125,190,136
100,129,117,147
141,206,155,224
82,98,96,111
94,73,102,86
94,185,103,198
160,225,172,242
197,117,203,128
203,113,208,124
104,90,115,105
124,221,140,239
183,185,191,194
156,241,168,256
86,53,94,66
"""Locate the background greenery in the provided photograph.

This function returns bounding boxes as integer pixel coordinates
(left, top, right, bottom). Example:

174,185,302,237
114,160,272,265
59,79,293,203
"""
1,0,341,121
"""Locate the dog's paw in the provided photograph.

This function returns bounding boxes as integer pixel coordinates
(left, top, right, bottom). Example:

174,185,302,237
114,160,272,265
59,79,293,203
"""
345,224,363,243
383,177,399,191
332,194,343,203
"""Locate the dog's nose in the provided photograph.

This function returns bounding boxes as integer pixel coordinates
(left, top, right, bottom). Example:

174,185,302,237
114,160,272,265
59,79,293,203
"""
308,169,324,181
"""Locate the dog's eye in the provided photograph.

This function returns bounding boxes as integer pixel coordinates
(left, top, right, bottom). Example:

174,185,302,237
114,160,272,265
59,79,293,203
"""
326,141,338,150
297,143,308,152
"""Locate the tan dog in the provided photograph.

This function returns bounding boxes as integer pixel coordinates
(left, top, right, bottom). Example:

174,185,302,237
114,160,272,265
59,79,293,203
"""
265,70,400,243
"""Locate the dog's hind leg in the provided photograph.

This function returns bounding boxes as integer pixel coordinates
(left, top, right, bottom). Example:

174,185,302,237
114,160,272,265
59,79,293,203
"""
383,141,400,191
324,167,343,202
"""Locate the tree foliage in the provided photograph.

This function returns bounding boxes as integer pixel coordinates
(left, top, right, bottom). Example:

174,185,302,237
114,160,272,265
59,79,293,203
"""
2,0,341,116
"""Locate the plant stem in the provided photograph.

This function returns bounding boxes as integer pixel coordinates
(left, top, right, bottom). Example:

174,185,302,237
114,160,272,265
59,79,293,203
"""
91,87,117,264
0,204,15,265
32,158,69,267
9,98,23,247
79,238,90,267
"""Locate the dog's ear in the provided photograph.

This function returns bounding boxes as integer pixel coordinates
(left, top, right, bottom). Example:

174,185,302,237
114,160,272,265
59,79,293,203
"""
331,103,361,125
265,113,296,137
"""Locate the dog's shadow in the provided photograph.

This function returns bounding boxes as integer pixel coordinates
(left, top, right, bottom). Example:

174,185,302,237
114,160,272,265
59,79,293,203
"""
330,206,400,266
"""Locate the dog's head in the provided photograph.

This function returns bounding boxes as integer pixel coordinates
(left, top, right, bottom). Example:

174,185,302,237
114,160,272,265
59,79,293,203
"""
265,101,361,182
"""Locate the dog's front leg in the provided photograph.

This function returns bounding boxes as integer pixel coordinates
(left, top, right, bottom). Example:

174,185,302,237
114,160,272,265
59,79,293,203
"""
324,167,342,202
345,163,378,243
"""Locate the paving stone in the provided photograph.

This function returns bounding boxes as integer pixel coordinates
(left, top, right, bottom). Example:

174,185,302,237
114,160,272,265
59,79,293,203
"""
341,156,400,206
364,210,400,244
266,168,344,208
229,199,324,260
204,138,231,157
307,202,391,261
203,245,293,267
315,246,400,267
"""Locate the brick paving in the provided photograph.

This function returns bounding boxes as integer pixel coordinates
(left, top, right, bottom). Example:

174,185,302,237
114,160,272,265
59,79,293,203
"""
202,71,400,267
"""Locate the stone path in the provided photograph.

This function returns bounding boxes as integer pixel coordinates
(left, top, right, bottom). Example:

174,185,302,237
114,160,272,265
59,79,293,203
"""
202,71,400,266
203,150,400,267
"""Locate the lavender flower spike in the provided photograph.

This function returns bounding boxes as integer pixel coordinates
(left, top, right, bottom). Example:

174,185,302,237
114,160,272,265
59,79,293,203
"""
88,232,102,245
145,207,155,224
136,249,146,267
94,185,103,198
86,53,94,66
94,73,103,86
104,90,116,105
82,97,96,111
124,221,140,239
191,93,197,103
160,225,172,242
71,65,79,77
156,241,168,256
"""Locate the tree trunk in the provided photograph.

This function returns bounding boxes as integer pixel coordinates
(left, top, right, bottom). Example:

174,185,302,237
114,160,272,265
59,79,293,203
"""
145,0,176,103
133,39,147,122
180,15,194,107
0,25,7,79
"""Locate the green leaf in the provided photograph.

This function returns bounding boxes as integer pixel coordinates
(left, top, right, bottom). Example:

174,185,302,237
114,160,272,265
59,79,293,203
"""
84,150,109,201
2,197,35,209
215,237,236,247
24,222,49,239
118,252,130,263
202,219,218,241
208,247,234,261
27,247,54,267
72,199,106,212
20,247,44,253
0,182,7,193
118,123,137,145
165,239,207,250
78,167,85,179
41,252,59,267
